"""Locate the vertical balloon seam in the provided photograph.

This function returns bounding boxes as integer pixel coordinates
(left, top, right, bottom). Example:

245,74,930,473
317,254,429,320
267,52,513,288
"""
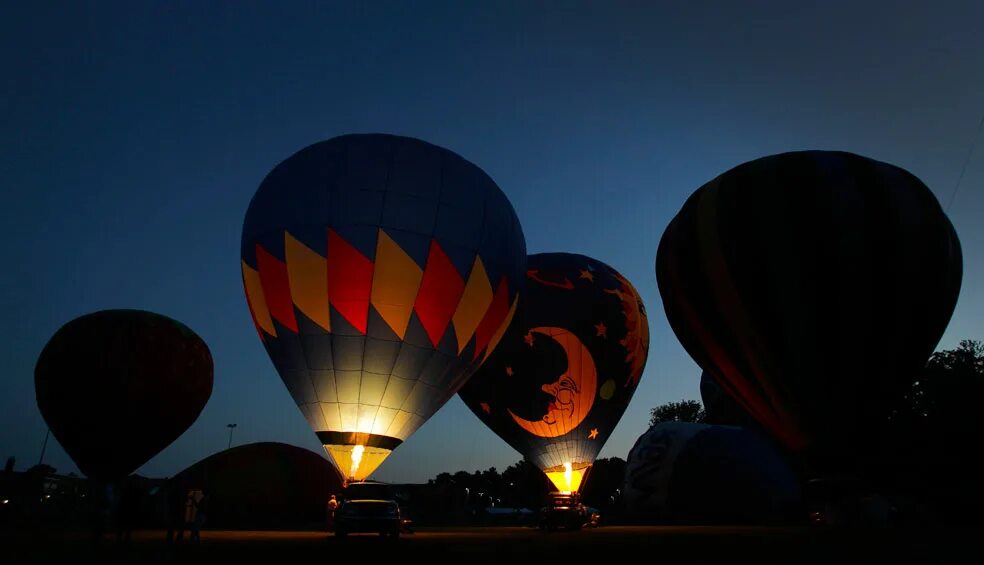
688,188,792,444
362,140,397,442
696,185,791,434
286,229,331,440
658,226,783,444
695,173,785,430
449,189,489,352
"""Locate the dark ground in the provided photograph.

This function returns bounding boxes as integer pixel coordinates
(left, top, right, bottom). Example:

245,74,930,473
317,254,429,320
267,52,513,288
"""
2,525,979,565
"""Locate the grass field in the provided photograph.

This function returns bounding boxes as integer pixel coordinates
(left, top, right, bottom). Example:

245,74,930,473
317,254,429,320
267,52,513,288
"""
3,525,977,565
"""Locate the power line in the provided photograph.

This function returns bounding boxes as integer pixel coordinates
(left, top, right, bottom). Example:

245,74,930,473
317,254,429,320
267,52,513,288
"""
946,111,984,211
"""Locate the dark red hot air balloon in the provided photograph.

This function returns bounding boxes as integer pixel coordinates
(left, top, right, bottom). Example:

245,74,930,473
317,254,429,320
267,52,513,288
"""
35,309,213,480
656,151,962,475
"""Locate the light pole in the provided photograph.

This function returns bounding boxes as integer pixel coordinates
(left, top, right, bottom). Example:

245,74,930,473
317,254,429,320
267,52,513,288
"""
226,423,237,449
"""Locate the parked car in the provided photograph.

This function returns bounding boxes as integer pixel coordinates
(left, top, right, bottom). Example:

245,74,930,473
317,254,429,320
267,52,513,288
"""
585,507,601,527
334,498,402,538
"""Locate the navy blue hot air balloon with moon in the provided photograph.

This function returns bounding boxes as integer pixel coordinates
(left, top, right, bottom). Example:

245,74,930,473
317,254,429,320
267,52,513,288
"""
460,252,649,493
241,134,527,483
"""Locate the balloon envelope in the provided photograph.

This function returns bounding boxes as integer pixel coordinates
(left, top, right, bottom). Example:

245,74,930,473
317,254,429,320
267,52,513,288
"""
241,134,526,482
459,252,649,493
656,151,962,473
171,442,343,529
624,422,801,524
34,309,213,480
699,370,757,428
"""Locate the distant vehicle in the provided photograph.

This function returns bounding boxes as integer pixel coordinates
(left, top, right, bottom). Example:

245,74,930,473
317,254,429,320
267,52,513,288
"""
538,492,588,530
334,499,401,538
804,477,899,527
585,507,601,528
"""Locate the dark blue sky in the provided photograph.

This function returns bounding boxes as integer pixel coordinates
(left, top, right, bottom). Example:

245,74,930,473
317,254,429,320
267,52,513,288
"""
2,1,982,483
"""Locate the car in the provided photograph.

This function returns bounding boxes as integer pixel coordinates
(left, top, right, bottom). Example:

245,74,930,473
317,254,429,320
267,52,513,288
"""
585,507,601,528
334,498,402,538
342,480,397,501
538,492,588,530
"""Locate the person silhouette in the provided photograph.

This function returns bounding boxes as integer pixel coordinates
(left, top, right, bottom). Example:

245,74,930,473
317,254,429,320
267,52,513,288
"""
165,480,185,544
115,476,139,545
187,488,206,543
327,494,339,531
90,479,116,545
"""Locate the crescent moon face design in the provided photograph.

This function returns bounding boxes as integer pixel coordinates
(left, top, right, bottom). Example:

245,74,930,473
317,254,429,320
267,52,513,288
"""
508,326,598,438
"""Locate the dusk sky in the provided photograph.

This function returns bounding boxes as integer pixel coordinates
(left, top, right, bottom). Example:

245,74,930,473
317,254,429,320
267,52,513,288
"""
2,1,982,484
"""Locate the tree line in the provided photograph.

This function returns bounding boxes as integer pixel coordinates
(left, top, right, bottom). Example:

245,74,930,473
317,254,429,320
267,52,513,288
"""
643,340,984,523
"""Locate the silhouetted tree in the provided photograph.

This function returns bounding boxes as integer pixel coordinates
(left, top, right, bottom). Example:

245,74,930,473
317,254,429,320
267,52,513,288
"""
429,472,453,486
22,464,56,503
26,463,56,476
580,457,625,512
649,400,706,428
877,340,984,523
500,459,549,509
910,340,983,421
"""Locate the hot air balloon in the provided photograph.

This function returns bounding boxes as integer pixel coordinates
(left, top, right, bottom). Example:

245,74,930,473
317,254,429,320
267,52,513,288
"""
623,422,801,524
699,370,757,428
459,253,649,494
241,134,526,484
171,442,343,529
656,150,962,476
34,309,213,480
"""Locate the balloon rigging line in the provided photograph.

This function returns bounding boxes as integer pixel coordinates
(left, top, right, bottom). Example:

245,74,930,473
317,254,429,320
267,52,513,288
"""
945,110,984,211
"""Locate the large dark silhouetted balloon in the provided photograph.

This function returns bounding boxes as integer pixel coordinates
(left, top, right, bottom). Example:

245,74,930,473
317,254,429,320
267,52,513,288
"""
171,442,342,529
624,422,801,524
656,151,962,474
241,134,526,483
35,309,213,480
459,253,648,493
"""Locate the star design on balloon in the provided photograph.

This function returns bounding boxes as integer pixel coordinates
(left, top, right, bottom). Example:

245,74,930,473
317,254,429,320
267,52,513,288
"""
604,287,625,301
505,366,514,376
579,269,594,283
588,428,599,440
594,322,607,338
480,402,491,415
524,332,535,347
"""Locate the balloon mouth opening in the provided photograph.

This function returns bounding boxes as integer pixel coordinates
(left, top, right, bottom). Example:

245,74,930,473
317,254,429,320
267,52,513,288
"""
320,432,402,483
544,461,591,494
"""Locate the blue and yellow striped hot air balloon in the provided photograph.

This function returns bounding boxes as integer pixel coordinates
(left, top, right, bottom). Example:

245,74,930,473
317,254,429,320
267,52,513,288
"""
241,134,526,483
